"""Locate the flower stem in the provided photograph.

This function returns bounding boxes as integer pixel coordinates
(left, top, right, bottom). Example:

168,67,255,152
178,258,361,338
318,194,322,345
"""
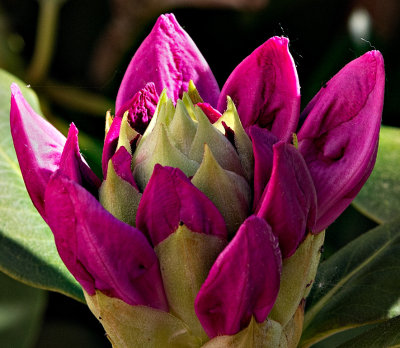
42,79,114,116
26,0,66,84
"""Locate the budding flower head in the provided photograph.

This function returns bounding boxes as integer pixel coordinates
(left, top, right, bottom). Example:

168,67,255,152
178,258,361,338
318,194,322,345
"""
9,12,384,348
114,82,253,236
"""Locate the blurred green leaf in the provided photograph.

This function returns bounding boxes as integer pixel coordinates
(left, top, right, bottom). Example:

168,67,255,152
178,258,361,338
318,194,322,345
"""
338,316,400,348
43,80,113,117
0,7,24,75
0,271,46,348
78,131,103,178
353,126,400,223
300,218,400,347
36,319,109,348
310,324,375,348
0,68,83,302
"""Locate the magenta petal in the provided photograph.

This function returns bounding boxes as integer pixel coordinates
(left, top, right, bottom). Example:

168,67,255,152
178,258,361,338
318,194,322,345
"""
116,13,220,110
249,125,279,211
136,164,227,246
217,37,300,141
116,82,159,134
195,216,282,338
256,143,317,258
197,102,222,123
59,124,101,196
111,146,138,189
102,116,122,178
10,83,66,218
45,172,168,310
297,51,385,232
102,83,159,177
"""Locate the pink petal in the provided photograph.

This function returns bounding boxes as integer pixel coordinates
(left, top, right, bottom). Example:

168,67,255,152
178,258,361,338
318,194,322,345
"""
45,171,168,310
297,51,385,232
116,13,219,110
195,216,282,338
59,124,101,196
10,83,66,218
249,125,279,211
110,146,138,189
256,142,317,258
217,37,300,141
116,82,159,134
136,164,227,246
197,102,222,123
102,83,158,178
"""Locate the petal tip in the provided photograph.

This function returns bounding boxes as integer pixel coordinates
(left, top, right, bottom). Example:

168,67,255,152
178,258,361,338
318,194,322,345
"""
10,82,21,96
367,49,383,60
269,36,289,47
68,122,79,136
154,13,180,36
159,13,177,23
370,50,385,75
359,49,385,72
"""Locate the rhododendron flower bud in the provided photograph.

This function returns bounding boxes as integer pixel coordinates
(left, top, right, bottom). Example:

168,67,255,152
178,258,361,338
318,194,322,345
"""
10,12,384,348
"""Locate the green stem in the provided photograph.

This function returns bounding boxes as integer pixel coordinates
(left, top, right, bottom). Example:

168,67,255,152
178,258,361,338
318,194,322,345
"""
43,80,114,116
26,0,66,83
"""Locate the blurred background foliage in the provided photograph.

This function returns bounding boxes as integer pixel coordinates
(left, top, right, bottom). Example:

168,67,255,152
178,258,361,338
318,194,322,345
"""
0,0,398,347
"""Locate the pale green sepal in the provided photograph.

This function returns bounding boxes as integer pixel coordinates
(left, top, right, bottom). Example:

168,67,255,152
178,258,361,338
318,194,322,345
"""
142,89,168,138
269,231,325,327
191,145,251,236
188,80,204,104
156,98,175,127
116,111,139,154
132,98,175,163
133,122,199,190
84,290,201,348
105,110,113,136
168,100,198,155
292,133,299,149
214,96,254,182
155,225,226,344
201,317,284,348
134,89,168,155
280,302,305,348
303,231,325,299
99,159,141,226
189,105,245,178
182,93,197,121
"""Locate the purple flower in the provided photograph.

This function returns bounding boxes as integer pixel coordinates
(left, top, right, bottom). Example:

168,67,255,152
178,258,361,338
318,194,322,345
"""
297,52,385,232
10,13,384,345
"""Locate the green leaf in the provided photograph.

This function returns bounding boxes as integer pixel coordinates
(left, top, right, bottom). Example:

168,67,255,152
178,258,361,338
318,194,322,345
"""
0,271,47,348
300,218,400,347
338,316,400,348
310,324,375,348
0,69,83,301
353,126,400,223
